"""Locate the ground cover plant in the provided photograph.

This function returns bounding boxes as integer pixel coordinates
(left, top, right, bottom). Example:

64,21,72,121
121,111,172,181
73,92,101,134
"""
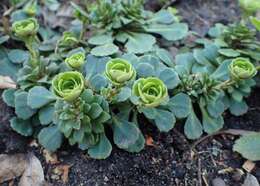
0,0,260,173
1,0,260,160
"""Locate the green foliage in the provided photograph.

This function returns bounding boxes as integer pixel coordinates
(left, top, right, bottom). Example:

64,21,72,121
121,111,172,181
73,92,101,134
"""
38,125,63,152
52,71,85,102
12,18,39,39
53,89,111,159
229,58,257,80
239,0,260,15
234,133,260,161
209,23,260,62
65,52,86,69
132,77,168,107
0,1,259,160
84,0,188,55
105,58,136,86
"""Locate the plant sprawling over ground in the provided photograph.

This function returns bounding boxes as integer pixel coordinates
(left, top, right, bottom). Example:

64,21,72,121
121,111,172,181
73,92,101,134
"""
0,0,260,160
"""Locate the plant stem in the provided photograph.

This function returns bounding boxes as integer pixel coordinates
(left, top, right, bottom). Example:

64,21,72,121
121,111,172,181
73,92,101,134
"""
215,79,235,90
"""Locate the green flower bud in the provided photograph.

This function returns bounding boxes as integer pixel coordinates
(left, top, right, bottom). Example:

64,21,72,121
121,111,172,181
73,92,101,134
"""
65,52,86,69
239,0,260,14
52,71,85,102
229,57,257,80
12,18,39,38
59,31,78,47
105,58,136,86
132,77,168,107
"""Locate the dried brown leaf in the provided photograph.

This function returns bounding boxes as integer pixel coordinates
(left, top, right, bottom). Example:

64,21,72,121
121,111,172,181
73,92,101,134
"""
145,135,156,147
242,160,255,173
43,150,59,165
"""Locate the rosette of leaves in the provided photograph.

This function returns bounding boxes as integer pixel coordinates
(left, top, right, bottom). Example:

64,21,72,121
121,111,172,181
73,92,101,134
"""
175,73,225,139
223,58,257,116
12,17,39,39
239,0,260,16
57,31,79,52
132,77,168,108
53,89,112,159
80,0,188,56
229,58,257,80
65,52,86,69
12,18,40,61
173,48,258,139
208,23,260,62
52,71,85,102
105,58,136,87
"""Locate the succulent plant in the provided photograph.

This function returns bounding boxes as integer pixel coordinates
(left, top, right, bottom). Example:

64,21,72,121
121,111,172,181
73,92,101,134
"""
12,18,39,39
132,77,168,107
229,58,257,80
105,58,136,86
52,71,85,102
239,0,260,14
65,52,86,69
54,89,111,159
58,31,79,48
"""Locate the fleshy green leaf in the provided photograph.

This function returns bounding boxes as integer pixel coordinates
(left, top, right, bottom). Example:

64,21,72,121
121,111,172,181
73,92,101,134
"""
15,91,36,120
234,133,260,161
39,104,55,125
201,106,224,134
2,88,16,107
88,133,112,159
184,110,203,139
159,68,180,89
89,74,108,91
125,32,156,53
141,107,157,120
38,126,63,152
90,43,119,56
116,87,132,102
136,63,155,77
156,48,174,67
88,34,113,45
154,109,175,132
218,49,240,57
10,117,33,136
113,118,139,149
28,86,56,109
147,10,175,24
8,49,29,64
145,23,188,41
168,93,191,118
123,132,145,153
229,99,248,116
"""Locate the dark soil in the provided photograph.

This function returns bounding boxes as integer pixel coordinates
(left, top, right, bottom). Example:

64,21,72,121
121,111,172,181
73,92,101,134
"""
1,0,260,186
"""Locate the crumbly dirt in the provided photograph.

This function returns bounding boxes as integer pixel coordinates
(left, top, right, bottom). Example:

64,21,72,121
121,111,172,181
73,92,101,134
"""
1,0,260,186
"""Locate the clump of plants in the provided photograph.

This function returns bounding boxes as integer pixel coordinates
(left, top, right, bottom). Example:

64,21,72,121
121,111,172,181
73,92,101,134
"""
0,0,259,160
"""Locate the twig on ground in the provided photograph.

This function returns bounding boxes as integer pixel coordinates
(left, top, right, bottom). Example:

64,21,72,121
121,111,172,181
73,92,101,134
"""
191,129,255,152
198,158,202,186
161,0,177,9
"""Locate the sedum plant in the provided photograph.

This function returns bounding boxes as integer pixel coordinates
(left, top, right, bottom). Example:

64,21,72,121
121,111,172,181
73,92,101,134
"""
132,77,168,107
105,58,136,86
1,1,260,160
71,0,188,56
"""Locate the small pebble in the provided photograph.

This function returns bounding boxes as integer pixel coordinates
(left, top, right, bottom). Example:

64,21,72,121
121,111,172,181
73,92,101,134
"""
212,177,226,186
